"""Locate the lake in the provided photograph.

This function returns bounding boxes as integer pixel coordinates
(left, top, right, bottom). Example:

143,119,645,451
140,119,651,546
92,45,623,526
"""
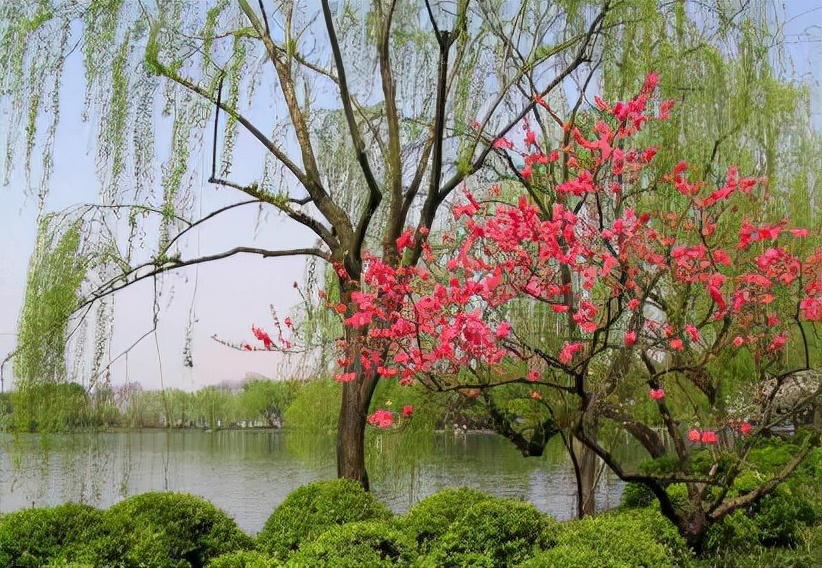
0,429,626,534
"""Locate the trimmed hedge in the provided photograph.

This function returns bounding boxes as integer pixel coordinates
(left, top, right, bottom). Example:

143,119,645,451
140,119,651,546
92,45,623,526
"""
0,503,105,567
207,550,281,568
256,479,393,560
401,487,494,550
426,498,559,567
286,520,417,567
65,492,253,567
523,508,690,568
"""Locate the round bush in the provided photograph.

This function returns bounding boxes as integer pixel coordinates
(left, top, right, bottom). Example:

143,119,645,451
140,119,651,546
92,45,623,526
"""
402,487,493,550
286,520,417,567
428,498,558,567
524,508,689,568
257,479,393,560
207,550,281,568
0,503,105,567
67,492,253,568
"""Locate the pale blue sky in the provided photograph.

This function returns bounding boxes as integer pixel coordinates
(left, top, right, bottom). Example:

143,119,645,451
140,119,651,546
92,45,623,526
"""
1,1,820,392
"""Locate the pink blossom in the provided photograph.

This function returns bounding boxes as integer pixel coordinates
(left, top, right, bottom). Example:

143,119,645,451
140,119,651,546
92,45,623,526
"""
768,335,787,352
624,330,637,347
738,421,753,436
669,338,684,351
701,430,719,444
733,336,745,347
495,322,512,339
527,370,539,382
251,325,273,350
401,405,414,418
559,342,585,364
368,410,394,428
687,429,701,442
335,372,357,383
649,388,665,401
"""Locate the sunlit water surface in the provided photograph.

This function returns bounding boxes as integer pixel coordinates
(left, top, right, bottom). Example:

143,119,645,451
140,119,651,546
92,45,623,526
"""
0,430,628,534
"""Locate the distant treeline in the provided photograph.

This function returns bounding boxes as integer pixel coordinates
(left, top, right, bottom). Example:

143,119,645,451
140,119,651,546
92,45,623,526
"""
0,378,306,432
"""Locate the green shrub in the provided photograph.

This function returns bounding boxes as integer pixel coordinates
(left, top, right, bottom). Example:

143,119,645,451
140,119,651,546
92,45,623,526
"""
286,520,417,567
257,479,393,560
523,508,689,568
401,487,493,550
0,503,104,567
701,543,822,568
619,482,656,509
64,492,253,567
705,447,822,551
206,550,281,568
427,498,558,567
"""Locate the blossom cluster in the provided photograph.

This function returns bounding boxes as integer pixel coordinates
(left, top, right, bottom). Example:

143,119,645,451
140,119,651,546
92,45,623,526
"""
326,74,821,433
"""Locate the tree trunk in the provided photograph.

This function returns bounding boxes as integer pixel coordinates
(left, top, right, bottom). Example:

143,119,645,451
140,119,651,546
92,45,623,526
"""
579,441,598,517
681,509,710,554
335,291,381,490
337,379,371,490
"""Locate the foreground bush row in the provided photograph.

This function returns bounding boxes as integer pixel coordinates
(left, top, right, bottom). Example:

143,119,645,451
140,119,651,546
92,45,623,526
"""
1,479,820,567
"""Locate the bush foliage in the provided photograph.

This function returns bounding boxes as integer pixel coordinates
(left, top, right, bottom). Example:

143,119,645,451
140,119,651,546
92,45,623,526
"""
256,479,393,560
401,487,494,550
426,498,559,567
0,503,105,567
286,520,417,567
206,550,281,568
60,492,253,567
1,483,819,567
523,508,690,568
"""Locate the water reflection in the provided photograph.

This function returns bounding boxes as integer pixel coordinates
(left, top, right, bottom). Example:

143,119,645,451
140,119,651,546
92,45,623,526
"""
0,430,626,534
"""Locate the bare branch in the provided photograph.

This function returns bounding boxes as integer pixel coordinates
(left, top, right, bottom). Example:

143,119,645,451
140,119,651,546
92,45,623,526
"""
238,0,355,254
320,0,383,270
437,0,611,202
78,246,330,312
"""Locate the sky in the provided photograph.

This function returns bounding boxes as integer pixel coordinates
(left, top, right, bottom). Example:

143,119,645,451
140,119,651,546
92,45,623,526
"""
1,1,820,392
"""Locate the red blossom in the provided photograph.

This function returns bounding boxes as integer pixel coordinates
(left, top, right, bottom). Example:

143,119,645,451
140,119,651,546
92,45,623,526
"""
368,410,394,428
700,430,719,444
559,342,585,364
401,405,414,418
649,388,665,401
335,372,356,383
396,229,415,253
688,429,701,442
251,326,273,350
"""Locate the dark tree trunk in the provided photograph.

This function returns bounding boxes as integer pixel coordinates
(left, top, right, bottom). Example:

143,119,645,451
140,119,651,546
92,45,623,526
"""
337,379,371,490
579,441,598,517
334,287,380,490
681,509,710,555
569,435,597,518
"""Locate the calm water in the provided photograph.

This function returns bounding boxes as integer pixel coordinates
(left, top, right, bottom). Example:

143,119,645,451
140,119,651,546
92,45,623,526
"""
0,430,625,534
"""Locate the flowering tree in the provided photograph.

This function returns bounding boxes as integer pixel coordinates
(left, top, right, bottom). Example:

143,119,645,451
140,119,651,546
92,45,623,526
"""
337,75,822,549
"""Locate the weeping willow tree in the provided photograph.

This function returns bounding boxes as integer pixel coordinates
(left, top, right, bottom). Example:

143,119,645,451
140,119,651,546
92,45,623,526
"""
11,216,89,431
1,0,615,487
